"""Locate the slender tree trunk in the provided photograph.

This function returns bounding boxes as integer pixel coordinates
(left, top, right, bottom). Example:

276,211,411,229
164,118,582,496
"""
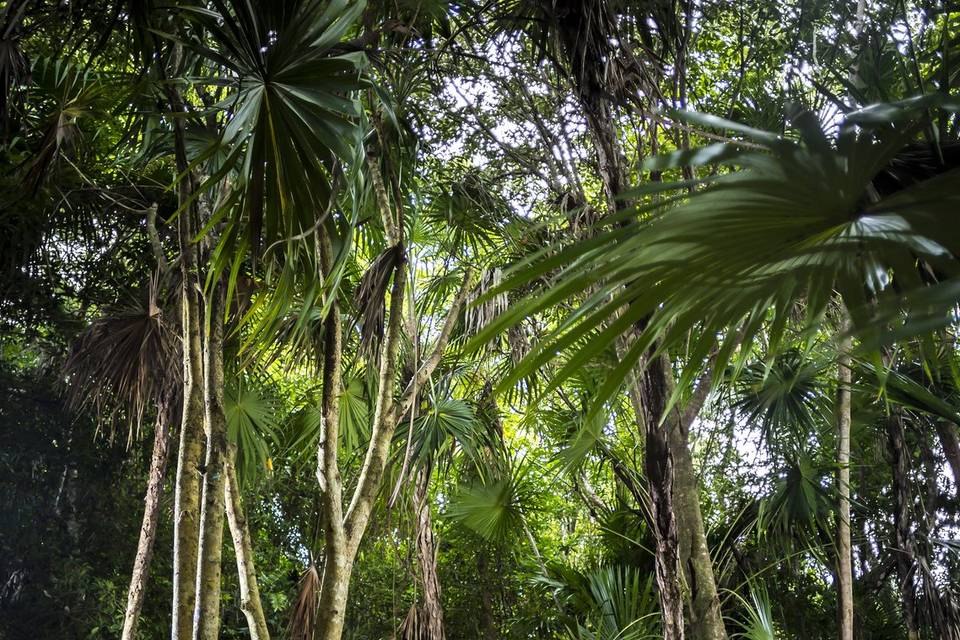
172,252,205,640
575,42,724,637
315,552,354,640
640,356,686,640
192,280,229,640
584,97,688,639
836,336,854,640
411,468,445,640
312,147,474,640
225,447,270,640
935,420,960,497
314,223,350,640
121,401,172,640
887,411,920,640
476,551,497,640
169,89,206,640
669,417,726,640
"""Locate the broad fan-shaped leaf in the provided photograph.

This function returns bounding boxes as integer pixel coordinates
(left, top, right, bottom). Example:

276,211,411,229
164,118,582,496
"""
225,381,279,484
472,100,960,419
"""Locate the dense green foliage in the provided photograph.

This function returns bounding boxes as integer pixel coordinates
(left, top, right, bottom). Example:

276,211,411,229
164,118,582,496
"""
2,1,960,639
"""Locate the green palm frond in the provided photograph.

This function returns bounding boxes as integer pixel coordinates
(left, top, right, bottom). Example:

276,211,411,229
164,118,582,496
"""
225,380,280,484
730,582,778,640
731,349,831,453
283,375,369,468
540,564,660,640
402,397,479,466
446,454,536,542
23,58,111,192
171,0,370,356
756,454,834,552
473,98,960,418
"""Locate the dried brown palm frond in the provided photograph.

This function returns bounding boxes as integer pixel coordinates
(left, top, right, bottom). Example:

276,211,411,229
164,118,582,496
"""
62,275,178,445
356,243,406,358
398,603,422,640
465,268,508,338
289,563,321,640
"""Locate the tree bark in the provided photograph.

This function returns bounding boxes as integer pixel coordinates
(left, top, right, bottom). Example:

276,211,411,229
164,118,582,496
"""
225,447,270,640
639,356,686,640
670,414,726,640
935,420,960,498
476,551,498,640
312,146,475,640
192,280,229,640
572,30,725,634
168,74,206,640
886,411,920,640
404,468,445,640
836,337,854,640
121,401,172,640
315,292,349,640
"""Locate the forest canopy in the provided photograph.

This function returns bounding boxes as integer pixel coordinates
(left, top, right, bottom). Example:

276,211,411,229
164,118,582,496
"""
1,1,960,639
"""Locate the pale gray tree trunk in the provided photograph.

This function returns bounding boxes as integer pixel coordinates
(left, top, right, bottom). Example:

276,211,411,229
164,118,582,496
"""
225,448,270,640
167,70,206,640
311,146,475,640
121,401,171,640
192,280,229,640
836,336,854,640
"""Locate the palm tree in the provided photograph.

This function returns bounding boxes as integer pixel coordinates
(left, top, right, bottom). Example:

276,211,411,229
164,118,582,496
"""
62,281,179,640
473,97,960,640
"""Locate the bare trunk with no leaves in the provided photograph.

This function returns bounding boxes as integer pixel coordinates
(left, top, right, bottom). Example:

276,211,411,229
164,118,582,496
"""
670,414,726,640
169,105,205,640
225,447,270,640
192,280,229,640
638,356,686,640
887,411,920,640
837,337,854,640
402,468,445,640
121,401,172,640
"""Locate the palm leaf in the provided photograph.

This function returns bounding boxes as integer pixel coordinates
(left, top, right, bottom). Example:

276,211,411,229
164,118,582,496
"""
471,100,960,418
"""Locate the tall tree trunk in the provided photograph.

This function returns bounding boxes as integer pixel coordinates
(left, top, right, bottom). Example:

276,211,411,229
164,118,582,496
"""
121,400,172,640
225,447,270,640
836,337,854,640
669,415,726,640
887,411,920,640
312,146,474,640
315,552,354,640
582,92,689,640
168,70,206,640
573,34,725,635
476,551,498,640
192,280,229,640
314,222,350,640
935,420,960,497
639,356,686,640
409,468,445,640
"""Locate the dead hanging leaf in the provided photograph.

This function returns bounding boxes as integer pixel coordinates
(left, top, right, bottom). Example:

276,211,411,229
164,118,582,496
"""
62,275,178,447
465,267,508,338
356,243,405,358
289,563,320,640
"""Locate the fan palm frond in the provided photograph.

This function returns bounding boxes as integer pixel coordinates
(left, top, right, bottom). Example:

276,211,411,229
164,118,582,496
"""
474,97,960,417
446,453,536,542
63,280,177,444
225,380,280,485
